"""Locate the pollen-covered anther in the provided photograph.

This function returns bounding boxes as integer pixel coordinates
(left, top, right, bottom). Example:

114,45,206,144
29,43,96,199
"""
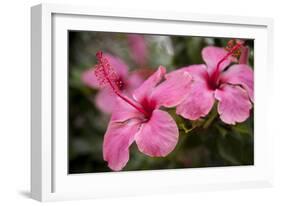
94,51,120,92
224,39,243,58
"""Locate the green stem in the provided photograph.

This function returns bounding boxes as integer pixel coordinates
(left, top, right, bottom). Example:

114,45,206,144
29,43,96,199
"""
179,123,195,134
203,109,218,129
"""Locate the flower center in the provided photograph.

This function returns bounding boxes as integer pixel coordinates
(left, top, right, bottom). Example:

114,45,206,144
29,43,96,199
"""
208,40,244,90
115,78,126,91
94,51,150,118
139,98,156,119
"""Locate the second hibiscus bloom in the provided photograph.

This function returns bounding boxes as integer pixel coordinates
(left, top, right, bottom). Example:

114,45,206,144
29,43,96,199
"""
171,41,254,124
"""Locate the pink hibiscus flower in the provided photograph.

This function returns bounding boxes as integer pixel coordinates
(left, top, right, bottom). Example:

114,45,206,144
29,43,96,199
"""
93,51,192,171
127,34,147,66
173,40,253,124
82,53,145,114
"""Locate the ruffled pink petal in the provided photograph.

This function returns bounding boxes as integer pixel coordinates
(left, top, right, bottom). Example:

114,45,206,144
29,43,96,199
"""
176,81,215,120
171,65,214,120
135,109,179,157
127,71,146,92
104,53,129,79
103,118,141,171
215,84,252,125
95,88,117,114
168,64,208,83
202,46,236,75
219,64,254,101
127,34,147,66
133,66,166,103
81,68,99,88
150,69,192,108
111,97,145,122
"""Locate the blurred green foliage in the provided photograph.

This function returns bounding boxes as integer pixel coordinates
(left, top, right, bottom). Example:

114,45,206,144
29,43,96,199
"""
68,31,254,173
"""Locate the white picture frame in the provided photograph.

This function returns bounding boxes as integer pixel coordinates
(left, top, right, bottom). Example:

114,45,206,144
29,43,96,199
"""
31,3,274,202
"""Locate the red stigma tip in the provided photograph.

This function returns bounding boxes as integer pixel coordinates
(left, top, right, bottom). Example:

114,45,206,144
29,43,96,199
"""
96,51,103,59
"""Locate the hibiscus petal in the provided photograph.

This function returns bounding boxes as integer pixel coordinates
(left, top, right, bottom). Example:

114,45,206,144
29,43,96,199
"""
133,66,166,102
215,84,252,125
150,70,192,108
111,97,145,122
135,110,179,157
95,88,118,114
176,81,215,120
127,34,147,66
81,68,99,88
202,46,236,75
167,65,215,120
103,118,141,171
219,64,254,101
166,64,208,83
127,71,146,92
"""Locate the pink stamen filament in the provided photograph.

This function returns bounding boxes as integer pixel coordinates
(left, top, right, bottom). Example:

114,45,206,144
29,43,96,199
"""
100,62,150,118
209,42,243,88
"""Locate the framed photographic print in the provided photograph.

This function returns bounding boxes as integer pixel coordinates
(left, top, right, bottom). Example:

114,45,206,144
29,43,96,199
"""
31,3,274,201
